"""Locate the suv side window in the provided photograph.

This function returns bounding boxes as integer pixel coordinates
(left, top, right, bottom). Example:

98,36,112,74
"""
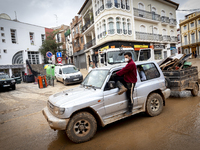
137,63,160,81
59,69,62,74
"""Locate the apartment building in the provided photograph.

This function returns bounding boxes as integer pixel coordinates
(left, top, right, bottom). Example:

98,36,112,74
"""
77,0,179,68
70,16,86,68
0,13,46,76
53,24,71,64
179,12,200,58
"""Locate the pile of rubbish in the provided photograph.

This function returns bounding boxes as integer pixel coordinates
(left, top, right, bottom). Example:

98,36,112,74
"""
158,54,192,71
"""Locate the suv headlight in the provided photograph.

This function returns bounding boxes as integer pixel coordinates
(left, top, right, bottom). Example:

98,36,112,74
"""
53,106,65,115
11,80,15,83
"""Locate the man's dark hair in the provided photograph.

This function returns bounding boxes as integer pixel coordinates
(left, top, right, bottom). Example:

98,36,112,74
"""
124,52,132,58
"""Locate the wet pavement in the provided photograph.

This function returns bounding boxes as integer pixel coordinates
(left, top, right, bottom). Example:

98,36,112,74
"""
0,59,200,150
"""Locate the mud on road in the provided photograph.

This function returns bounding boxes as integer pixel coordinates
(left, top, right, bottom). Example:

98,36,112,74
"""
0,59,200,150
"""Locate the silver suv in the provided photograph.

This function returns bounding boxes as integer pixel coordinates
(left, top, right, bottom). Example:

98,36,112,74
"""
42,61,170,143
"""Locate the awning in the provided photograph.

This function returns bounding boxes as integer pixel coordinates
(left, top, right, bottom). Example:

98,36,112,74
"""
64,29,71,37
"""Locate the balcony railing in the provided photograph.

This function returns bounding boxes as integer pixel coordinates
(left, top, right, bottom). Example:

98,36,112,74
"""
102,31,107,36
100,33,102,38
115,3,120,8
136,32,162,41
126,5,130,10
128,30,132,35
108,29,115,34
161,16,170,24
123,29,127,34
117,29,122,34
171,36,178,42
82,20,94,33
133,8,160,21
121,4,125,9
169,19,177,26
96,5,104,16
106,2,112,8
83,38,96,50
163,35,171,42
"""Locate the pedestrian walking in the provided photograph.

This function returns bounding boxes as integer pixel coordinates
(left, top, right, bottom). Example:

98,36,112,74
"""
88,61,96,73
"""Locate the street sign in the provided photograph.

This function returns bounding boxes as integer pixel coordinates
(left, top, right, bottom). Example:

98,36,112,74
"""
56,52,62,58
57,57,62,63
46,51,53,58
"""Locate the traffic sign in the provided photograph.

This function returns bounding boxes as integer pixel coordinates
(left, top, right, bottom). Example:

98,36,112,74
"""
46,51,53,58
57,57,62,63
56,52,62,58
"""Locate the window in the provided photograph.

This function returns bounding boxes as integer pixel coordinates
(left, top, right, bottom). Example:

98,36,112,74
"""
2,39,5,43
10,29,17,44
140,25,146,32
170,30,174,36
29,32,34,45
138,63,160,81
28,52,39,64
138,2,144,10
114,0,120,8
76,26,79,34
198,20,200,24
169,13,173,19
0,27,4,31
41,34,45,43
199,31,200,42
162,29,167,35
1,33,5,37
3,49,7,53
184,35,187,45
152,7,156,13
108,17,114,34
184,25,187,30
191,33,195,43
72,28,75,38
127,19,131,34
81,37,83,43
116,17,121,34
153,27,158,34
161,10,165,16
154,50,162,60
191,22,194,27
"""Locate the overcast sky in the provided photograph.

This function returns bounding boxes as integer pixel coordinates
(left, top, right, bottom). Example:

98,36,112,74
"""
0,0,200,28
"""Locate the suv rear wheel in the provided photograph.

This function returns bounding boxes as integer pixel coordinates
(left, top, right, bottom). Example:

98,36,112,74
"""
146,93,163,117
66,112,97,143
191,83,199,96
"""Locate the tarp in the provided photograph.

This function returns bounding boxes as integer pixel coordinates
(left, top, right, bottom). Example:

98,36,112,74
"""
64,29,71,37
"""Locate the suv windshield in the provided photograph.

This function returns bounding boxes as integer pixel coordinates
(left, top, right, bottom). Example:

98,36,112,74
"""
81,70,109,89
62,66,79,74
0,74,9,79
107,50,137,64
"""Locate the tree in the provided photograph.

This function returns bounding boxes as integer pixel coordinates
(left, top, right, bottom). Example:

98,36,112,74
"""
39,30,65,63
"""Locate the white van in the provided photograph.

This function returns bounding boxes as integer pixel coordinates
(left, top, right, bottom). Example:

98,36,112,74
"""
55,65,83,85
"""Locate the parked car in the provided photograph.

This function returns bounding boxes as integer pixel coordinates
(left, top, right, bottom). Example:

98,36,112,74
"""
54,64,83,85
0,72,16,90
42,61,170,143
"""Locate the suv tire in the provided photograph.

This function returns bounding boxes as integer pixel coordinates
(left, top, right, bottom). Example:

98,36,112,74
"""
66,112,97,143
12,85,16,90
146,93,163,117
64,80,68,86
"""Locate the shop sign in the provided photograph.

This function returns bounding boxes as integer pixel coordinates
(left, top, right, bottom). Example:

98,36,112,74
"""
154,45,165,49
121,45,133,48
100,46,109,51
134,45,148,48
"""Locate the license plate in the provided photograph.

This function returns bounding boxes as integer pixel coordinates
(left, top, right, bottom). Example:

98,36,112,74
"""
3,85,10,87
73,78,79,81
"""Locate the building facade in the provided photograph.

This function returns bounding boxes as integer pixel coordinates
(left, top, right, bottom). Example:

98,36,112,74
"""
0,13,47,77
179,12,200,58
77,0,179,69
70,16,86,68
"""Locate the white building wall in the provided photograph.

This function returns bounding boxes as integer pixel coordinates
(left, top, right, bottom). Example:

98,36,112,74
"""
0,18,45,66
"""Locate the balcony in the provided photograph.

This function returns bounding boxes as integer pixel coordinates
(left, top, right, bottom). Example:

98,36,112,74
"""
169,19,177,26
106,2,112,8
161,16,170,25
115,3,120,8
74,43,81,52
83,38,96,50
108,29,115,34
163,35,171,42
136,32,162,41
96,5,104,16
82,20,94,33
171,36,178,42
133,8,160,23
117,29,122,34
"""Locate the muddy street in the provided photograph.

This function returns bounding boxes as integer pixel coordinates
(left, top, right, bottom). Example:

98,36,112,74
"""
0,64,200,150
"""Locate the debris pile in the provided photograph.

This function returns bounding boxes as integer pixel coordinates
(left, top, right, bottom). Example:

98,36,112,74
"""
159,53,192,71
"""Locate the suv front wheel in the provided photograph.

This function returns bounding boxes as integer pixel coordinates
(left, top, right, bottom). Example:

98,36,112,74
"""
66,112,97,143
146,93,163,117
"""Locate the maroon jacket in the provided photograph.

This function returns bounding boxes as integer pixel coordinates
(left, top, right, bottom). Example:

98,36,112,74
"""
116,59,137,83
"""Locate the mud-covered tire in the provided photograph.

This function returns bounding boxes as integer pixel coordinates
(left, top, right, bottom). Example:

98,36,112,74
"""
191,83,199,96
11,84,16,90
66,112,97,143
165,77,170,88
146,93,163,117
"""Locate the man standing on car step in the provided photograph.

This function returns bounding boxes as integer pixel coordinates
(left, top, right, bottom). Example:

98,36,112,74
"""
112,52,137,116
